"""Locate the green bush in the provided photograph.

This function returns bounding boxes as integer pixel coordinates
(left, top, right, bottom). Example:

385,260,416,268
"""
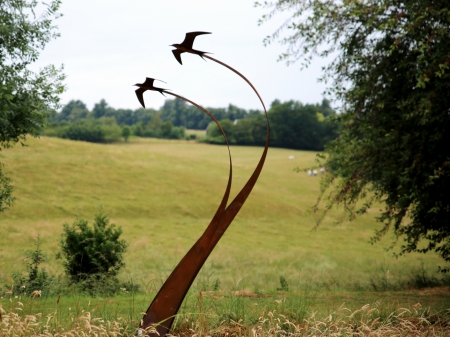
58,209,128,293
63,120,105,143
45,118,122,143
169,126,185,139
99,117,122,142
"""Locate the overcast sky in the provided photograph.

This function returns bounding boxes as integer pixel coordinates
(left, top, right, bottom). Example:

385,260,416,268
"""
32,0,331,112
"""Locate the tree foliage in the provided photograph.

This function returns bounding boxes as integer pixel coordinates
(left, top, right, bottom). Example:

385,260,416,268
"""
0,163,15,212
0,0,65,209
258,0,450,267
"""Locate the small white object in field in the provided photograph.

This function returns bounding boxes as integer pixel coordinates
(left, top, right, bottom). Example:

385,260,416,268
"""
312,170,318,176
307,170,313,176
288,155,294,160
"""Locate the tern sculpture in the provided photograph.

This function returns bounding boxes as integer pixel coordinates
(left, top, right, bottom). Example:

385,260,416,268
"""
136,32,270,337
134,78,168,107
170,31,211,64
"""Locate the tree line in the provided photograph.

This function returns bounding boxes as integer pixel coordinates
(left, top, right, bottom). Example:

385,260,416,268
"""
205,99,338,150
44,97,338,150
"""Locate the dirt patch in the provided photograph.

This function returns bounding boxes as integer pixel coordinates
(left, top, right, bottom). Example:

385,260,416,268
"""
412,286,450,297
233,290,262,298
200,290,265,299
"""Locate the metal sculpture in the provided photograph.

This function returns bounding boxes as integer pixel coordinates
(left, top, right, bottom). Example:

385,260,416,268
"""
170,31,211,65
134,78,168,103
136,32,270,336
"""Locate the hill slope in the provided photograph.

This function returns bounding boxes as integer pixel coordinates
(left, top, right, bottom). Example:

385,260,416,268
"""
0,137,443,290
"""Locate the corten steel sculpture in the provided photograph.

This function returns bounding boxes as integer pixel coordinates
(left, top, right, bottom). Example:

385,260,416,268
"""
137,32,270,336
134,78,168,103
170,31,211,65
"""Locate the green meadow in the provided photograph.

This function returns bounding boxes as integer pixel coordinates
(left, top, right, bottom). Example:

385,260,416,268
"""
1,136,449,335
1,136,445,289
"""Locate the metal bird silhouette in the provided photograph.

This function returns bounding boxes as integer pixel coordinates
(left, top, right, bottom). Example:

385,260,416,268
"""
134,77,168,108
170,31,211,64
139,33,270,337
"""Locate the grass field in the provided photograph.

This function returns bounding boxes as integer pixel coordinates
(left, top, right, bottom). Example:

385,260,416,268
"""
0,136,449,335
1,136,446,288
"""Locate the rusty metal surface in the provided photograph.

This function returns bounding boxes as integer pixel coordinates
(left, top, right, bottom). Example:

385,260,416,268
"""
136,32,270,336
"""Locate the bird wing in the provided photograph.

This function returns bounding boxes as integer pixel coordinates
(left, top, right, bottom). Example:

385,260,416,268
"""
181,31,211,49
172,49,183,65
143,78,155,88
135,88,146,108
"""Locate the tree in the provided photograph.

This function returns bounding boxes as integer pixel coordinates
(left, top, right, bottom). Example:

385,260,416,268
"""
258,0,450,268
57,100,90,121
234,119,255,145
122,125,131,141
160,121,174,138
269,100,324,150
206,119,236,144
59,209,128,284
160,98,189,127
0,0,65,210
92,99,112,119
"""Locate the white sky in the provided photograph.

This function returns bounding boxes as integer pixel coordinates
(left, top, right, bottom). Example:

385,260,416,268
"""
32,0,331,111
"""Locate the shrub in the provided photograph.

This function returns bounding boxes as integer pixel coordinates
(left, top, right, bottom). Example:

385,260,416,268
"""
204,119,236,144
277,276,289,291
58,209,128,292
160,121,173,137
187,134,197,140
9,235,55,295
63,120,105,143
100,117,122,142
169,126,185,139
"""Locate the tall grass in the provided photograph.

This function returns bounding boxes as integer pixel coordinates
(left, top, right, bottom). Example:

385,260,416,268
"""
1,295,449,336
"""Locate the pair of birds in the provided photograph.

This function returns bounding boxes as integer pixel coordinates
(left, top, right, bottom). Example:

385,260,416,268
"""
134,31,211,108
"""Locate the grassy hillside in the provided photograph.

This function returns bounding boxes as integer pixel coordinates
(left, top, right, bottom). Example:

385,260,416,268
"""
0,136,445,291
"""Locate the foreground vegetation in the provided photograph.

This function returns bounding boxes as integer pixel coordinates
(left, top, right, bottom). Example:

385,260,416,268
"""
1,290,450,336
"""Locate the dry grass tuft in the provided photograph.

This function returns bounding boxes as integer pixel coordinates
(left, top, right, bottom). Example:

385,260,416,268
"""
0,304,146,337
